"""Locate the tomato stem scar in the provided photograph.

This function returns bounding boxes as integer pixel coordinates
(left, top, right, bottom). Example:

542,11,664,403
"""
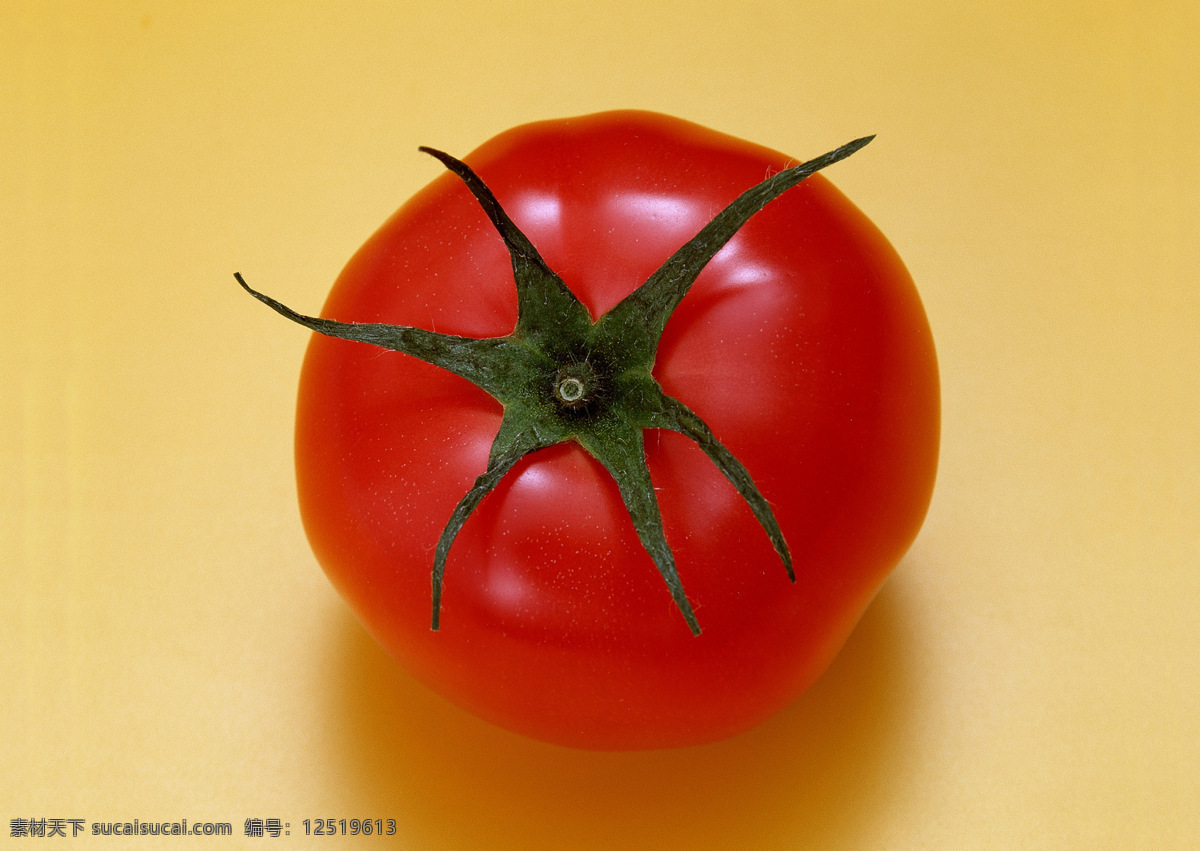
557,377,584,403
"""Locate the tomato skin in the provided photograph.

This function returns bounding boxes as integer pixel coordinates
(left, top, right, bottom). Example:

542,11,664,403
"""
295,111,938,749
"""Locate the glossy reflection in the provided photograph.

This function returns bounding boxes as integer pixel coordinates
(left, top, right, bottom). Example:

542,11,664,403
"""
702,239,777,290
608,191,701,229
511,191,564,233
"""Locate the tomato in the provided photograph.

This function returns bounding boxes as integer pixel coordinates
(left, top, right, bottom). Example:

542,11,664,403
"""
241,110,938,750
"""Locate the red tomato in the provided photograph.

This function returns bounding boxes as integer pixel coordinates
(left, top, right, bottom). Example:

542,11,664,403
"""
284,111,937,749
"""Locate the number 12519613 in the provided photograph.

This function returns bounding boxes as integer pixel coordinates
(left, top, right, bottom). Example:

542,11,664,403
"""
303,819,396,837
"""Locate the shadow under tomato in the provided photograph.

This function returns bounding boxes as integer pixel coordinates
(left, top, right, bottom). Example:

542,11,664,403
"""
324,567,921,851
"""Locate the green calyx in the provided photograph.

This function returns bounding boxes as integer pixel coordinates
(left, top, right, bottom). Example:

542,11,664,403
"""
237,133,873,636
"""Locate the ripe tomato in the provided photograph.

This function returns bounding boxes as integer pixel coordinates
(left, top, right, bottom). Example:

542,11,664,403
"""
252,111,938,749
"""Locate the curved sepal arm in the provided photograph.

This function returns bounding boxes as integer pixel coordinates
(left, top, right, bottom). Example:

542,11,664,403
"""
597,135,875,365
431,422,562,630
649,394,794,581
236,272,535,399
419,147,594,354
578,424,702,636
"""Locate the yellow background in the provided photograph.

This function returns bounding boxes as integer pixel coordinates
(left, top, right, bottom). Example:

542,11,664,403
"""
4,2,1197,847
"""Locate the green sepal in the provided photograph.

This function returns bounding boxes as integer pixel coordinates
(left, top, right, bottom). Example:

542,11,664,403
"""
595,135,875,368
236,273,550,403
576,422,701,636
239,132,872,635
645,392,794,581
431,420,562,630
238,271,497,368
418,147,595,357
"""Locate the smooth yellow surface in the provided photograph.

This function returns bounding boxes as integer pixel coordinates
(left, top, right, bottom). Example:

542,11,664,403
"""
4,2,1197,847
